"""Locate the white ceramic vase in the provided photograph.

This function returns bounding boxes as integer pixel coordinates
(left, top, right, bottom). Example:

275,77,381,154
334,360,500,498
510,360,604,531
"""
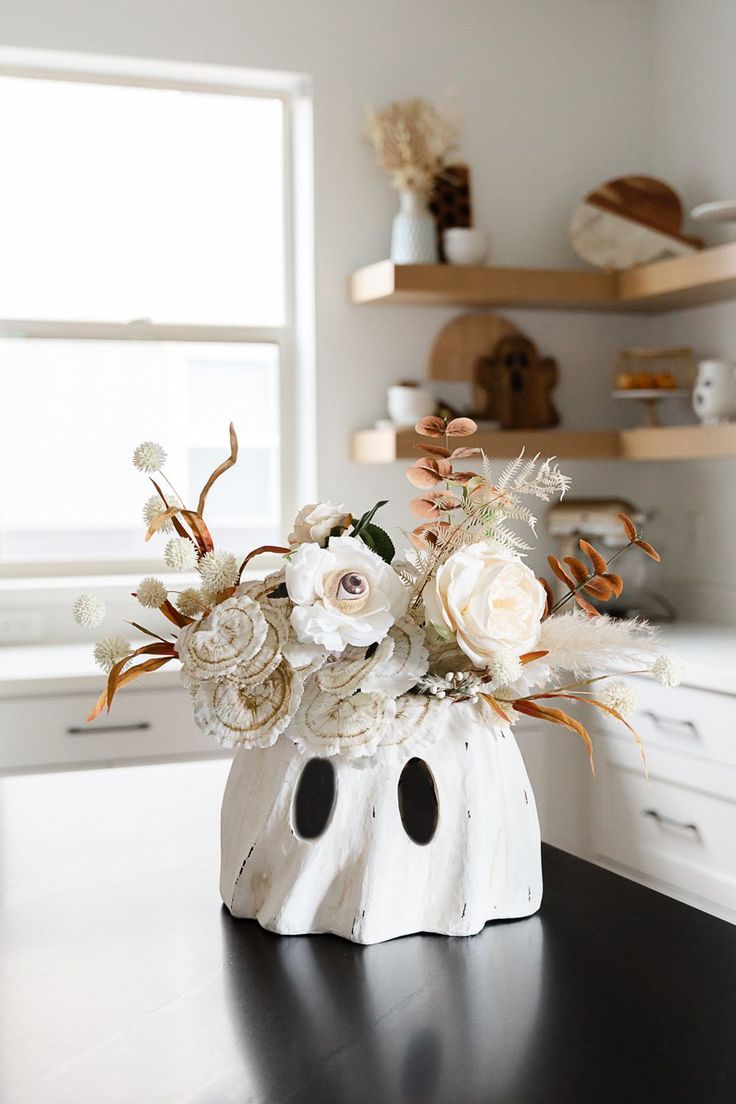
390,190,438,264
220,703,542,945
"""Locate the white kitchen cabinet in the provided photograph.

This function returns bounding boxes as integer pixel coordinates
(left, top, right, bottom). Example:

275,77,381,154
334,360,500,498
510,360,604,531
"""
518,647,736,925
0,644,230,773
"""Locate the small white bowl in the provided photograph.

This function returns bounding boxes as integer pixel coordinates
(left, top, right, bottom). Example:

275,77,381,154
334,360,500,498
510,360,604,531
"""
443,227,488,265
387,385,435,427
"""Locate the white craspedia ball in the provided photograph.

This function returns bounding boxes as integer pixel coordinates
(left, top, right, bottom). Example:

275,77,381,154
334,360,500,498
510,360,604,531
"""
136,577,168,609
197,549,239,592
72,593,106,629
176,587,207,618
652,654,684,688
600,680,639,720
163,537,198,572
488,650,523,687
93,635,131,673
133,441,167,473
143,494,175,535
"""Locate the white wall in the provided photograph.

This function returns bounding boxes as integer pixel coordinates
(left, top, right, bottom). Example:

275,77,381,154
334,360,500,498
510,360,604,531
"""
1,0,655,534
645,0,736,623
3,0,734,626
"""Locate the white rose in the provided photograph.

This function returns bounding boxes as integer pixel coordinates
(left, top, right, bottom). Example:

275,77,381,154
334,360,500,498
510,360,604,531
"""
289,502,348,546
285,535,409,652
424,540,546,668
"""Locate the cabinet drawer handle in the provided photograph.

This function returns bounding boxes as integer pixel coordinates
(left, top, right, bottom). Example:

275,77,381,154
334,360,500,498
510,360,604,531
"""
641,711,699,741
643,808,699,837
65,722,151,736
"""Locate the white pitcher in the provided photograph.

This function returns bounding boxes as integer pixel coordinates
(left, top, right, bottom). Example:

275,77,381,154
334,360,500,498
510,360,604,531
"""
693,360,736,425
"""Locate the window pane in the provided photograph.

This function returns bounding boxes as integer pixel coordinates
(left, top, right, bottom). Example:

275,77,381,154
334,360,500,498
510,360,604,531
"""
0,340,281,565
0,77,285,325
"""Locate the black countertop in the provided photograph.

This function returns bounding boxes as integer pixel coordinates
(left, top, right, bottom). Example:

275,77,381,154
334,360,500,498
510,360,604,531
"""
0,759,734,1104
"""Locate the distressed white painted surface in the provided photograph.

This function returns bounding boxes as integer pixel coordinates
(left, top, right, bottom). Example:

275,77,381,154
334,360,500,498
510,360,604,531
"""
220,702,542,944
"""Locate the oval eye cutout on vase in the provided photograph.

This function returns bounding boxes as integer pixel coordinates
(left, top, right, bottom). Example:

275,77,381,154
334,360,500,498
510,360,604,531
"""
398,758,438,845
293,758,337,840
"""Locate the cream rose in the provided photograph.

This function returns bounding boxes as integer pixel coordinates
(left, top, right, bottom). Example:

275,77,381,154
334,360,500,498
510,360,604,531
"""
423,541,545,668
285,535,409,652
289,502,348,547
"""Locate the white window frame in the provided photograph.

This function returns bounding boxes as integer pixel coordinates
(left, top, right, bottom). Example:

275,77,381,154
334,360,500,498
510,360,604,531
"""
0,48,316,582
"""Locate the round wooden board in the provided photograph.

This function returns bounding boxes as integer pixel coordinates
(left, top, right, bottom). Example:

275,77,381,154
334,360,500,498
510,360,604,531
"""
429,312,521,381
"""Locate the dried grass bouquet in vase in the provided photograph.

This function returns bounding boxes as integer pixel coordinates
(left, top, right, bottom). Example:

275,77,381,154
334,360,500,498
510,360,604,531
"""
365,97,459,263
75,421,681,944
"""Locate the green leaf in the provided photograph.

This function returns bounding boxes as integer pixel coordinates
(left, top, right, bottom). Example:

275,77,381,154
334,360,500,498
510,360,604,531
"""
351,500,388,539
358,522,395,564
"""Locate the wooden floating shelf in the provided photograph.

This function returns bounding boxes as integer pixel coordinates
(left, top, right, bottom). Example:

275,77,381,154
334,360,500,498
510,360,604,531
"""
351,424,736,464
349,242,736,313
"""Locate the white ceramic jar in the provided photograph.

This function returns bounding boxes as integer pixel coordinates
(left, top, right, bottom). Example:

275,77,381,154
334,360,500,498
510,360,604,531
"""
693,360,736,425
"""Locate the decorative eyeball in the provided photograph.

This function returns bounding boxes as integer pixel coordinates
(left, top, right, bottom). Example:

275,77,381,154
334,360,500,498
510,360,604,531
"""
325,569,371,613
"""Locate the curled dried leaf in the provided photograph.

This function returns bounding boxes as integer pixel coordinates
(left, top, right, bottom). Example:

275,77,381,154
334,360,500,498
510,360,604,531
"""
449,446,482,459
160,599,193,628
237,545,291,583
150,478,189,541
563,556,590,585
419,443,451,458
602,572,624,598
446,417,477,437
579,539,607,575
480,693,510,723
410,526,437,550
547,555,576,592
574,592,601,617
415,415,446,438
410,521,452,549
197,422,238,516
538,576,554,619
635,539,661,562
514,699,595,773
406,457,451,489
519,650,549,665
447,470,477,485
618,512,638,541
583,576,614,601
410,496,444,519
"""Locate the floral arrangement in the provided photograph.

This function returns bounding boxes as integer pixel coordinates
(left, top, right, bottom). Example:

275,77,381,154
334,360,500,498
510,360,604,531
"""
74,420,682,769
365,98,459,195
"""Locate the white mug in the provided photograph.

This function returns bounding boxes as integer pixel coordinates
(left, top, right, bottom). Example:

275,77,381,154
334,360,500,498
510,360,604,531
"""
443,227,488,265
693,360,736,425
387,385,435,427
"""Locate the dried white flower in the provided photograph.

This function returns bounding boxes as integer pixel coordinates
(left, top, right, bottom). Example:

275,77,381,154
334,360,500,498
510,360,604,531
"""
93,635,132,673
600,680,639,720
488,650,523,687
136,577,167,609
164,537,198,572
143,494,177,535
197,549,239,592
72,593,106,629
652,654,683,688
176,587,207,618
177,595,268,682
132,441,167,473
193,660,302,749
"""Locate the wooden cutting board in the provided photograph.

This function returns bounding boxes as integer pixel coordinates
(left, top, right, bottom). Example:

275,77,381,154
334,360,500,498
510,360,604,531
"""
429,313,521,381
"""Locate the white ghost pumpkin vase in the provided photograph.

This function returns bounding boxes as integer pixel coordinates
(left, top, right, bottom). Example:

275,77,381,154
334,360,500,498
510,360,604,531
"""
220,700,542,944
